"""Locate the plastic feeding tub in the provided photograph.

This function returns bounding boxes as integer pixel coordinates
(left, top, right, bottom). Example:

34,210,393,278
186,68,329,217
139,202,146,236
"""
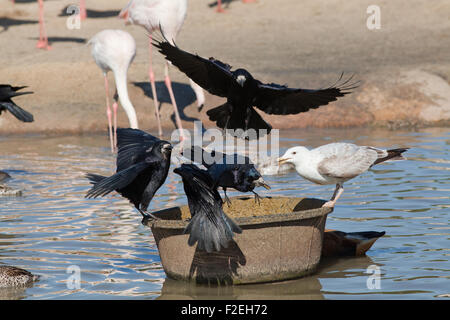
145,196,332,285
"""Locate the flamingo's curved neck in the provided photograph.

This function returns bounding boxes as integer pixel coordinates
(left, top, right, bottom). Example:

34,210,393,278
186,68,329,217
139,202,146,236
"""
113,69,138,129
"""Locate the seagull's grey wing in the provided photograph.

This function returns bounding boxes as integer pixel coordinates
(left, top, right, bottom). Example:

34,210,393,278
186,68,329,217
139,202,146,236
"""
152,38,233,97
316,144,379,180
253,74,359,115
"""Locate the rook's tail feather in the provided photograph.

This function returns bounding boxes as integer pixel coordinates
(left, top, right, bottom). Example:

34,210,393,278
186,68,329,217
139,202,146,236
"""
85,173,106,184
85,162,148,199
1,102,34,122
207,103,271,139
184,211,242,253
206,102,231,128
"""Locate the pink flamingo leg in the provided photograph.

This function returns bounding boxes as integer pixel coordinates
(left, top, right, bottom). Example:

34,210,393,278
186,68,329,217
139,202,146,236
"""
216,0,226,13
164,62,185,142
112,100,118,152
36,0,51,50
103,74,115,153
148,36,163,137
79,0,87,20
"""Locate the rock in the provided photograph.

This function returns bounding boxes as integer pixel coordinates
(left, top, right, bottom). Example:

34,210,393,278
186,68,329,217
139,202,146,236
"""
356,69,450,128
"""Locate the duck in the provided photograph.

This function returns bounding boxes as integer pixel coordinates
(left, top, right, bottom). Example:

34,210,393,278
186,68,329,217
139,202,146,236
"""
0,171,11,182
322,230,385,257
0,266,39,288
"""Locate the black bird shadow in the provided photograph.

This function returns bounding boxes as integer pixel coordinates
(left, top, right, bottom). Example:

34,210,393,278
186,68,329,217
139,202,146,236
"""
11,0,41,3
28,36,87,44
133,81,201,126
58,6,120,19
208,0,237,9
0,17,37,33
11,0,40,3
188,240,247,285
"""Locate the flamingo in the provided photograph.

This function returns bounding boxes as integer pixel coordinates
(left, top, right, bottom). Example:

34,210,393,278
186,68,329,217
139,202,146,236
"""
79,0,87,20
88,29,139,152
119,0,205,140
36,0,51,50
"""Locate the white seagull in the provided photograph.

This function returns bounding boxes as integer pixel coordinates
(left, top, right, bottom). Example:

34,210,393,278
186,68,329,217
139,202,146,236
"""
278,143,409,207
119,0,205,139
88,29,139,152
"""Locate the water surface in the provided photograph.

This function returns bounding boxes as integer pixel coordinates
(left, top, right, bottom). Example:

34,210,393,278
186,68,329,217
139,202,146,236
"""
0,127,448,299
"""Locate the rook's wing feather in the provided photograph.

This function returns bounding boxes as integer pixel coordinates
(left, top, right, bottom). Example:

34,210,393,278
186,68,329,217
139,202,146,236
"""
116,128,161,172
254,75,359,115
85,161,149,198
152,39,233,97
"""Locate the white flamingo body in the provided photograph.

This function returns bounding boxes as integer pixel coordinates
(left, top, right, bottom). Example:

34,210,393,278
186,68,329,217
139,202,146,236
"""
89,29,138,151
123,0,187,37
120,0,205,138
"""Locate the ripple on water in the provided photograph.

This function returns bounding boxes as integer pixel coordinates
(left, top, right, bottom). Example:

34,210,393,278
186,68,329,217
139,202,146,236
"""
0,128,449,299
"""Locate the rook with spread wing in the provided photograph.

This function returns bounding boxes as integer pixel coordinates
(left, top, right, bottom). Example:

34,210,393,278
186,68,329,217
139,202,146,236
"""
153,38,359,138
85,128,172,219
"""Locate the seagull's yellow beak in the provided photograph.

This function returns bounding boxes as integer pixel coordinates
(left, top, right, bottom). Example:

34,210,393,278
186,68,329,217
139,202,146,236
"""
277,157,291,165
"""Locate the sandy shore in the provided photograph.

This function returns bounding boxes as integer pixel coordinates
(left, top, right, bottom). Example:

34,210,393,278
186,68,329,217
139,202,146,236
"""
1,0,449,135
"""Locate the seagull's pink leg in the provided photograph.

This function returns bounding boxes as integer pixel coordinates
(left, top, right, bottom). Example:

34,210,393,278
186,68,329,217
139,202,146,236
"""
164,62,185,142
36,0,51,50
103,74,115,153
323,184,344,208
216,0,226,13
148,36,163,137
242,0,256,3
79,0,87,20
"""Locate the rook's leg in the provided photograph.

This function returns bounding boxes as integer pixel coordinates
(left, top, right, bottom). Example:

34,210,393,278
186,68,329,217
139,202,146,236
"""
139,209,159,220
223,188,232,207
252,191,261,205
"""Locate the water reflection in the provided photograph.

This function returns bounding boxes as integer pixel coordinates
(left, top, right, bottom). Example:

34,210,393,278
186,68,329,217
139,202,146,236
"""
0,127,448,299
